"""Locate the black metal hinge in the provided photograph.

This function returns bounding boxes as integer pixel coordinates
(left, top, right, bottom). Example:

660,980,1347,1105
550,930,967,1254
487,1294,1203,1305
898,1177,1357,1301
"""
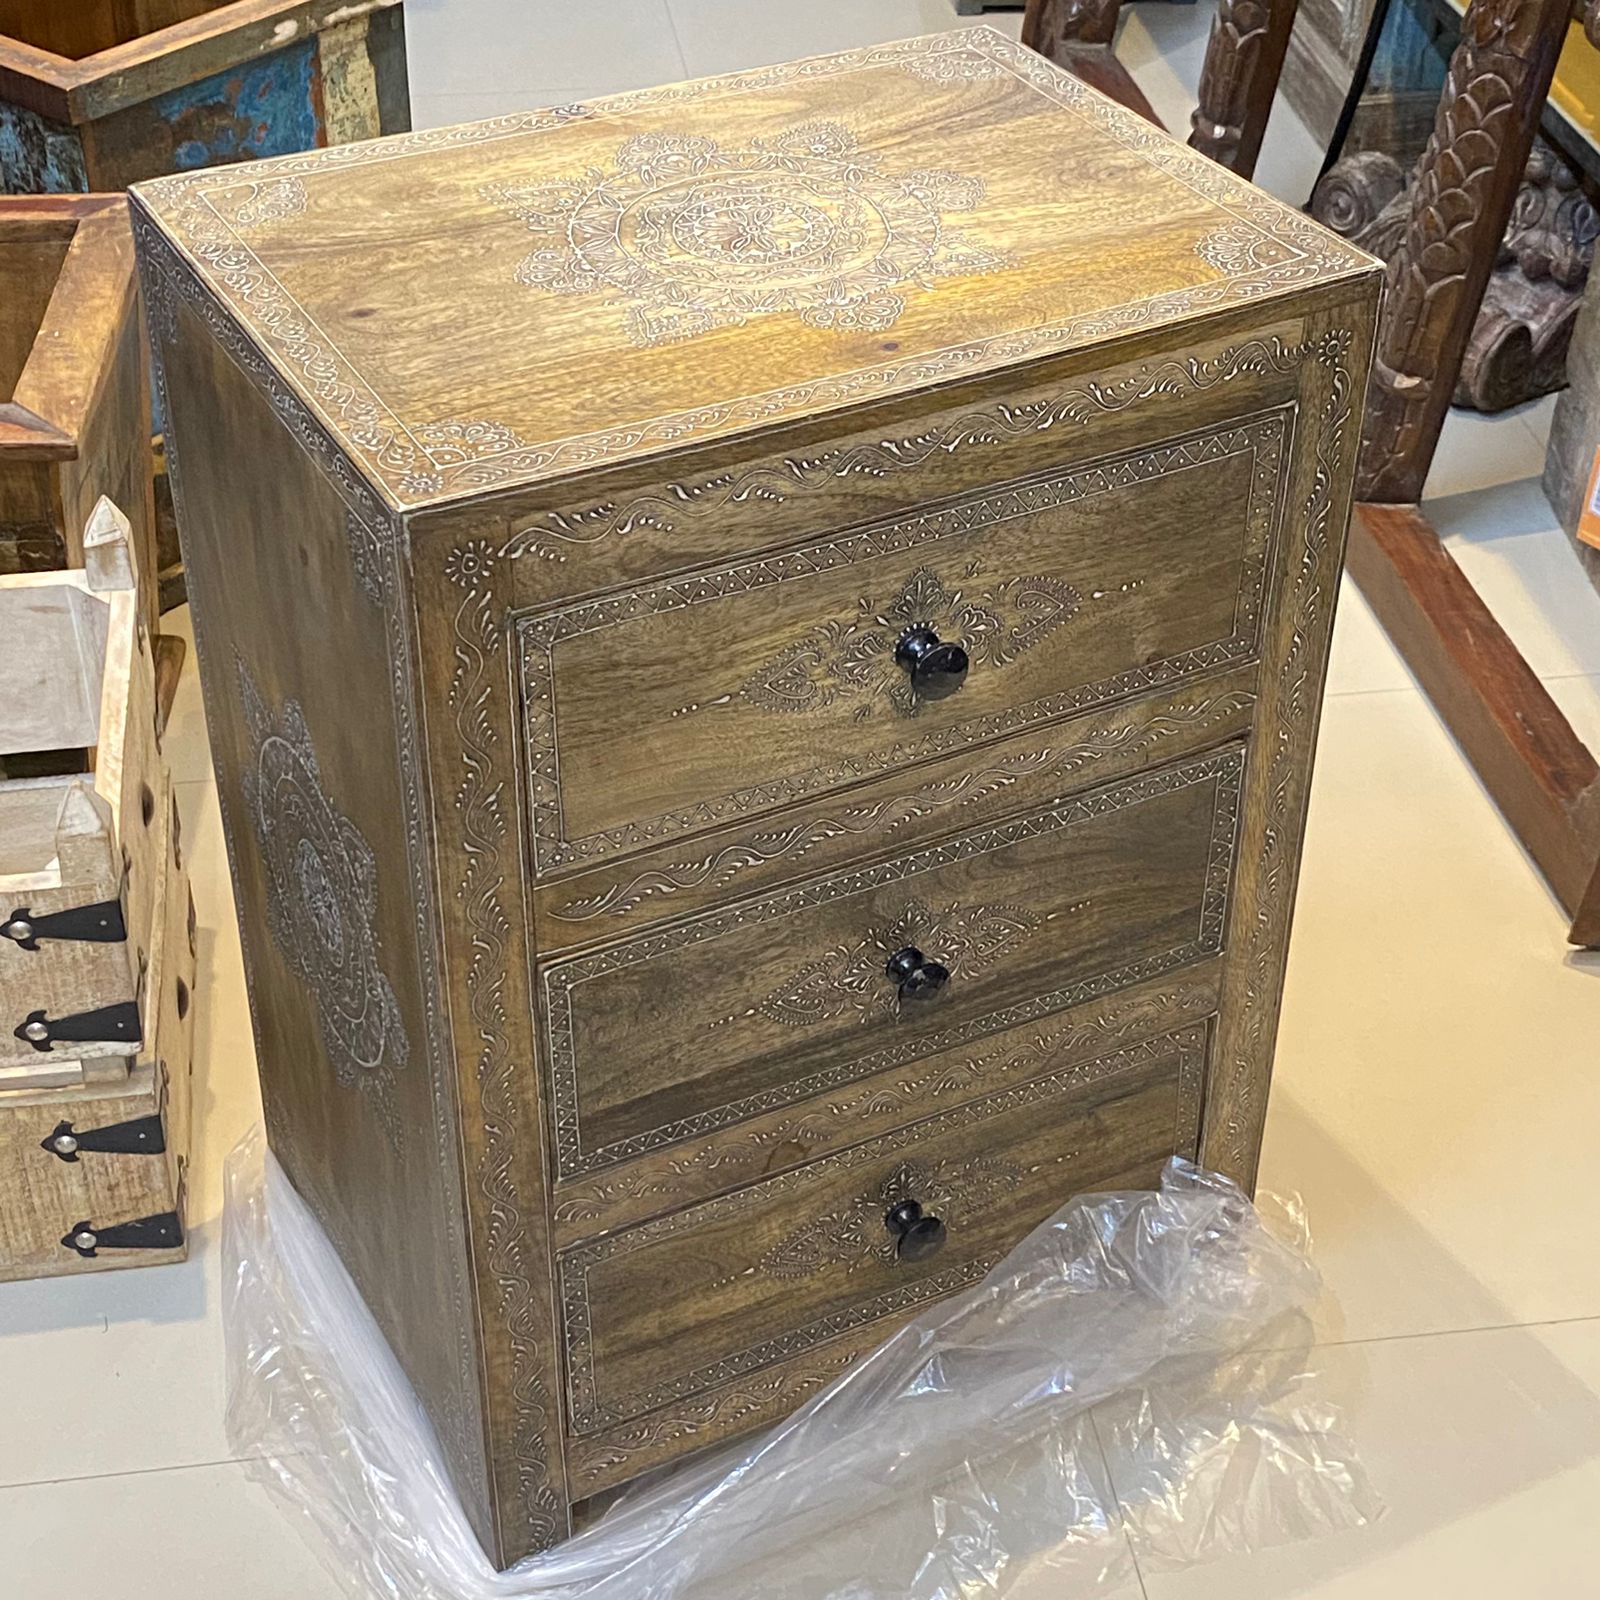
2,899,127,951
13,1000,140,1053
60,1212,183,1259
41,1114,166,1162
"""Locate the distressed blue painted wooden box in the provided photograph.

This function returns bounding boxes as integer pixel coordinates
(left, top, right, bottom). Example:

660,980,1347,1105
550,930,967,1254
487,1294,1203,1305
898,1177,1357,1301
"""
0,0,409,193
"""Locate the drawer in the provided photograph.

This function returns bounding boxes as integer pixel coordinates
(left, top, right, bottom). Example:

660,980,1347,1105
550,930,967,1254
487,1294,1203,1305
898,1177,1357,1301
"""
539,743,1243,1181
559,1019,1208,1443
516,411,1288,879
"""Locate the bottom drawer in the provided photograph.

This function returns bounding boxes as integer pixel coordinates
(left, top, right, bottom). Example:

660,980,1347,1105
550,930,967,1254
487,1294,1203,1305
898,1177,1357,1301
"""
560,1019,1208,1483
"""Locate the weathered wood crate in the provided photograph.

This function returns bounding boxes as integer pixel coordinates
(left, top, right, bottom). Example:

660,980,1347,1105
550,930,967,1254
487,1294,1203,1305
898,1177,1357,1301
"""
0,0,410,192
0,498,192,1278
0,194,159,628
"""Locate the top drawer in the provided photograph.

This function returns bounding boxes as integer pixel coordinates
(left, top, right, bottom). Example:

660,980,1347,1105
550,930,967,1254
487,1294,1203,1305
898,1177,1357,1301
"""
517,410,1290,879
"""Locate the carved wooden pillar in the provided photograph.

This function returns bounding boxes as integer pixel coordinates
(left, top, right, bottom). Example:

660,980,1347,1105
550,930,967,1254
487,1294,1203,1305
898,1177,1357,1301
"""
1188,0,1302,178
1358,0,1571,501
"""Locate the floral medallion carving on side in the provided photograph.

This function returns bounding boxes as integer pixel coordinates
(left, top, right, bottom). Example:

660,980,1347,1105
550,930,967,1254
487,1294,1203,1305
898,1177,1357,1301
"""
741,564,1080,720
239,663,409,1117
483,120,1010,346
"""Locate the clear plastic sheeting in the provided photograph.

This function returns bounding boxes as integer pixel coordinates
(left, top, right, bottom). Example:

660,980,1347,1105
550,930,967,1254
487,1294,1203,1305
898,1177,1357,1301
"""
223,1133,1380,1600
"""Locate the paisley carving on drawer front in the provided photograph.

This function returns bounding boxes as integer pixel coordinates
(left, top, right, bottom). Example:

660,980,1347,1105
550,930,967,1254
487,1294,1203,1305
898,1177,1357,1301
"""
517,414,1284,878
729,897,1048,1029
739,566,1081,719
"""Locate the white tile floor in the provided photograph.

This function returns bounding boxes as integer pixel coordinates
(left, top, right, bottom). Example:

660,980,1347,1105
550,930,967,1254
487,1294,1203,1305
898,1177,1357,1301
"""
6,3,1600,1594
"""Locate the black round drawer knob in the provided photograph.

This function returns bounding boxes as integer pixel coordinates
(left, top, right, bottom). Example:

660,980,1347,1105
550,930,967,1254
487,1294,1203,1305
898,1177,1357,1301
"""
895,625,969,699
885,946,950,1002
885,1198,947,1262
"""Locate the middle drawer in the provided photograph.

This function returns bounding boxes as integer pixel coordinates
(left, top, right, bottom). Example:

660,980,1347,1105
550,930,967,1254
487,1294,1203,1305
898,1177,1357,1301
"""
539,743,1243,1184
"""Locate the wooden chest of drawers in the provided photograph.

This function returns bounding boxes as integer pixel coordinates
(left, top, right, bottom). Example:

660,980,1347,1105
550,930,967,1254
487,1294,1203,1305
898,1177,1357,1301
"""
131,25,1379,1566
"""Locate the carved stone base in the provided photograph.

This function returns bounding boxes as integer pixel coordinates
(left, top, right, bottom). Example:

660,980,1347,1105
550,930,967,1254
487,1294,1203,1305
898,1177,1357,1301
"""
1312,138,1598,413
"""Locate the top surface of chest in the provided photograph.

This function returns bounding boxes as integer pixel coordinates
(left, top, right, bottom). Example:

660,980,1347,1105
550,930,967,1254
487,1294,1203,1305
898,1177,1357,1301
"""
130,26,1370,511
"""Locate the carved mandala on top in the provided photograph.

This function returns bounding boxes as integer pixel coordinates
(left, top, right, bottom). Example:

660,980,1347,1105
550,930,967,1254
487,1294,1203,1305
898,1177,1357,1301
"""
239,663,409,1091
483,120,1010,347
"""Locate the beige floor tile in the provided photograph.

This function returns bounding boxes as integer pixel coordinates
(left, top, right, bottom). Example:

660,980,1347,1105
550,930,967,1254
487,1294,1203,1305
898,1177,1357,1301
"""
1430,475,1600,681
1323,575,1415,697
1138,1320,1600,1599
1261,685,1600,1342
1425,404,1551,500
0,1460,347,1600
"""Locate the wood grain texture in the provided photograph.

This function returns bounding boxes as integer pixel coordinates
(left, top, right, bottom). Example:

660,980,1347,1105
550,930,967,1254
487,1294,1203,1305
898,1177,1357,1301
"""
542,747,1241,1179
551,971,1221,1246
536,678,1259,946
130,26,1370,508
518,414,1284,872
146,279,496,1548
135,31,1381,1564
562,1023,1205,1467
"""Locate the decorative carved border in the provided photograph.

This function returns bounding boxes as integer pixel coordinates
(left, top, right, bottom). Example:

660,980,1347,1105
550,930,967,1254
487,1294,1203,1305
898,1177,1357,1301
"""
512,332,1321,560
558,1022,1208,1432
131,28,1370,506
132,221,496,1530
542,749,1242,1179
566,1343,861,1491
1206,325,1363,1180
516,416,1284,879
549,688,1258,924
552,977,1218,1231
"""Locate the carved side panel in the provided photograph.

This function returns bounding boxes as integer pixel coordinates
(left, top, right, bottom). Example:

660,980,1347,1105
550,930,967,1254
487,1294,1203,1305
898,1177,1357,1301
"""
134,224,497,1554
410,535,570,1557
